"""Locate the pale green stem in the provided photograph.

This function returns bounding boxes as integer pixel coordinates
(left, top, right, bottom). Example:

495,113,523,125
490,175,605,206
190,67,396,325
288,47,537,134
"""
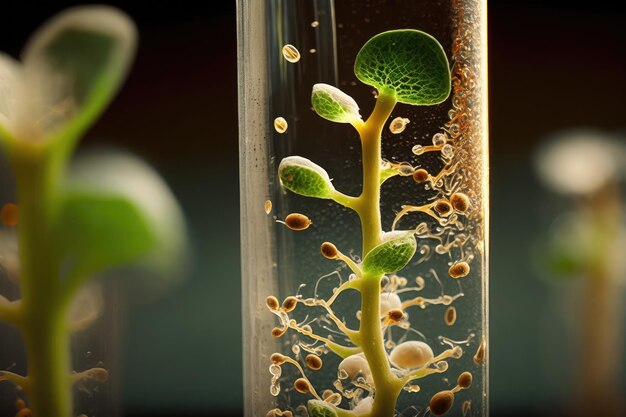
10,142,73,417
352,92,402,417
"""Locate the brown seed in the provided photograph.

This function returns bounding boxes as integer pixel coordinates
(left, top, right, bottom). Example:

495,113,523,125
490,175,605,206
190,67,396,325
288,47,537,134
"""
272,326,287,338
270,353,285,365
265,200,273,214
450,193,470,213
0,203,18,227
473,336,486,365
434,199,452,216
320,242,338,259
294,378,310,393
387,309,404,322
457,371,473,389
429,390,455,416
285,213,312,231
266,296,280,311
88,367,109,383
412,168,429,183
448,262,470,279
305,354,323,370
282,296,298,312
444,306,457,326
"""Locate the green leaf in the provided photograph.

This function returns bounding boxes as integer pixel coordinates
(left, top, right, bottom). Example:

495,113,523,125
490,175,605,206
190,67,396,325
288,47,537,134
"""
354,30,451,105
362,232,417,275
311,83,361,123
308,400,338,417
57,190,157,276
279,156,335,198
22,6,136,147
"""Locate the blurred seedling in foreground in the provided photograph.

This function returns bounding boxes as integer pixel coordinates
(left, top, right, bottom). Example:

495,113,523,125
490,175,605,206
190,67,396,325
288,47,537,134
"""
267,30,482,417
0,6,186,417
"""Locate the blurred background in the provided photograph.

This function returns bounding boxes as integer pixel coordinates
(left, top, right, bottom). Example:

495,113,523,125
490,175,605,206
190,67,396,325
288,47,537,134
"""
1,0,625,416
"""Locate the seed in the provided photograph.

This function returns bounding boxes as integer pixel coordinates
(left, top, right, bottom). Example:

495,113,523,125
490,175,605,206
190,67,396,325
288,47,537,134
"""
448,262,470,279
282,44,301,63
265,200,273,214
434,199,452,216
15,409,33,417
0,203,18,227
305,354,323,370
311,21,319,27
15,398,26,409
387,309,404,322
432,132,447,146
272,326,287,338
282,296,298,312
320,242,338,259
412,169,429,183
87,368,109,383
457,371,473,389
266,296,280,311
266,409,279,417
285,213,312,231
274,117,288,133
389,341,434,369
389,117,410,134
450,193,470,213
444,306,457,326
380,292,402,315
294,378,310,393
283,412,293,417
429,390,455,416
473,336,486,365
270,353,285,365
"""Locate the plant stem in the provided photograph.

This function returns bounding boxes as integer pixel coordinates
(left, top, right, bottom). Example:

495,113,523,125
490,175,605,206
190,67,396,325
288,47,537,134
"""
354,91,401,417
11,144,72,417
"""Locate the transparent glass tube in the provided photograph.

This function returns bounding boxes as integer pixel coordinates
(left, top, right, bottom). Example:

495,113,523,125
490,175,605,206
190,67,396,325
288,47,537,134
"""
238,1,488,416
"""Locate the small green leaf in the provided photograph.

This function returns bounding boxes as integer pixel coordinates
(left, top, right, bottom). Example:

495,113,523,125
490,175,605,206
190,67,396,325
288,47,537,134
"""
311,83,361,123
22,6,136,147
362,232,417,275
380,167,399,185
57,191,157,276
354,30,451,105
308,400,338,417
279,156,335,198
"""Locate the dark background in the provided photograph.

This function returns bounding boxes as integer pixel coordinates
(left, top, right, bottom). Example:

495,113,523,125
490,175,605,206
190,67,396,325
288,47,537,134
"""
1,1,625,416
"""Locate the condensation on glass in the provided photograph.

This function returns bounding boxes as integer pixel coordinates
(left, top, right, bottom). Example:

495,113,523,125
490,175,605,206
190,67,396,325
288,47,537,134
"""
238,1,488,416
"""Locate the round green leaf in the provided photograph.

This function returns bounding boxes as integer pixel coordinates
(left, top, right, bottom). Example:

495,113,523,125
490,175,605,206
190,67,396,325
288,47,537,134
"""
311,83,361,123
362,232,417,275
354,30,451,105
279,156,335,198
308,400,338,417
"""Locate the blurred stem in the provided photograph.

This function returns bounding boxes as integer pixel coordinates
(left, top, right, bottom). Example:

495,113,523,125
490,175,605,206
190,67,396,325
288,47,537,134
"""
10,142,72,417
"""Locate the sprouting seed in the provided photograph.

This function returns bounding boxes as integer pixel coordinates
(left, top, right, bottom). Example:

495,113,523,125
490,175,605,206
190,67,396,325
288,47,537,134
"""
272,326,287,338
270,353,286,365
282,296,298,312
450,193,470,213
473,336,486,365
387,309,404,322
274,117,288,133
389,117,410,134
449,261,470,279
457,371,473,389
429,390,455,416
266,296,280,311
320,242,339,259
284,213,312,231
444,306,457,326
434,199,453,216
0,203,18,227
412,168,429,183
294,378,310,393
282,44,301,63
305,354,323,370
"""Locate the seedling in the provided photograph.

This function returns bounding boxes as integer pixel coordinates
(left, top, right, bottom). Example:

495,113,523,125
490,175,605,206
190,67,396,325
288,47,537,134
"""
267,30,481,417
0,7,184,416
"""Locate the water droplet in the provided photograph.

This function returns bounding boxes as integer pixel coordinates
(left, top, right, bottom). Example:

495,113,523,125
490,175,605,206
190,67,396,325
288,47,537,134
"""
389,117,410,134
432,133,447,146
282,44,301,63
274,117,288,133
